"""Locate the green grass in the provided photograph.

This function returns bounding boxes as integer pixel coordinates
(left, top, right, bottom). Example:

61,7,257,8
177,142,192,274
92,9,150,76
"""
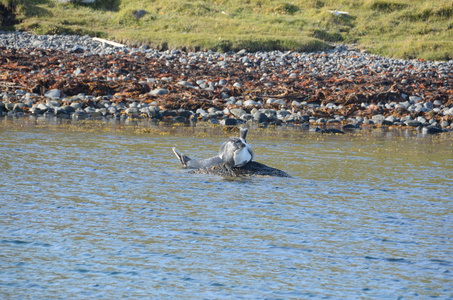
2,0,452,60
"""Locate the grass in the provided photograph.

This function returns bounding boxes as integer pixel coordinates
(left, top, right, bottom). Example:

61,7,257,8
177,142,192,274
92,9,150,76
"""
1,0,452,60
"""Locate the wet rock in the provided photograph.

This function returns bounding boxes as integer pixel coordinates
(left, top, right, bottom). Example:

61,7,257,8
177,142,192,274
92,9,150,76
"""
277,110,291,120
61,105,75,113
161,110,177,117
37,103,49,112
262,109,277,121
405,120,422,127
221,118,238,126
422,126,443,134
253,112,268,123
342,123,359,131
125,107,139,116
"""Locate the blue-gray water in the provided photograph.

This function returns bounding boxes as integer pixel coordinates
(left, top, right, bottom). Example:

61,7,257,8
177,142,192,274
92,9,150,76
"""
1,121,452,299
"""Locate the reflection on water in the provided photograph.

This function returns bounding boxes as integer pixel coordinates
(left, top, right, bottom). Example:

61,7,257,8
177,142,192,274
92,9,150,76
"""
0,119,452,298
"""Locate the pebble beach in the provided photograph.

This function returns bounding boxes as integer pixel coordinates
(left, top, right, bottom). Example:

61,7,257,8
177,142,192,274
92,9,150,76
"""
1,31,452,133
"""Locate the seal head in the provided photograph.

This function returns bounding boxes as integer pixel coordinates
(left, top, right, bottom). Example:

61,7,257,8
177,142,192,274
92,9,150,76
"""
219,128,254,167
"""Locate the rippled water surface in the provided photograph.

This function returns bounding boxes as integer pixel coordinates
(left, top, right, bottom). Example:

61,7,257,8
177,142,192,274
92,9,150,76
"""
1,119,452,299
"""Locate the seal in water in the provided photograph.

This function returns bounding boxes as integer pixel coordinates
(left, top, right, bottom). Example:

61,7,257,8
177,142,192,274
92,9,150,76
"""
172,127,253,169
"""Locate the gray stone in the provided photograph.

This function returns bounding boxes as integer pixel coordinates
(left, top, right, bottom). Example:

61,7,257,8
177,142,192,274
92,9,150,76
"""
177,81,193,88
371,114,385,123
161,110,177,117
61,105,75,113
221,118,238,126
416,116,427,124
241,113,253,121
385,115,398,123
253,112,268,123
424,102,433,110
37,103,49,111
45,89,61,99
244,100,261,107
262,109,277,120
13,103,24,112
125,107,139,115
150,88,169,96
277,110,291,120
230,108,246,118
409,95,422,103
433,100,442,106
405,120,422,127
440,120,450,128
73,67,84,76
84,107,96,113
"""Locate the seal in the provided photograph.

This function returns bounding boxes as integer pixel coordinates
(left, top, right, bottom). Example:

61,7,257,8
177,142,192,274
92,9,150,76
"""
172,127,254,169
218,128,254,167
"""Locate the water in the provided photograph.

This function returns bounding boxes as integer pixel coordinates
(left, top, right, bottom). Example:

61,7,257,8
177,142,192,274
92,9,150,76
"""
1,119,452,299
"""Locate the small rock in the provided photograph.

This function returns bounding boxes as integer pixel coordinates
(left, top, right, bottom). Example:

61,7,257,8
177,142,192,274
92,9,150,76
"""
221,118,238,126
44,89,61,99
73,67,84,76
416,116,427,124
409,95,422,103
177,81,193,88
161,110,177,117
243,100,260,107
440,120,450,128
230,108,246,118
69,45,84,53
150,88,169,96
36,103,49,111
385,115,398,123
371,114,385,124
13,103,24,112
125,107,139,116
422,126,443,134
253,112,268,123
405,120,422,127
424,102,433,110
61,105,75,113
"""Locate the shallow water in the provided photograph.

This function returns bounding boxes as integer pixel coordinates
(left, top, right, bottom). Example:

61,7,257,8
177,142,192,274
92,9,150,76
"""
1,119,452,299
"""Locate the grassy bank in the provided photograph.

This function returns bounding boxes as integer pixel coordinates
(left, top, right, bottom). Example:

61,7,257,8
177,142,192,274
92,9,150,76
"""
1,0,452,60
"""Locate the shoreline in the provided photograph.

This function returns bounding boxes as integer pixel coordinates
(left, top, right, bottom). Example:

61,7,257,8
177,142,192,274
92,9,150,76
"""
0,32,452,134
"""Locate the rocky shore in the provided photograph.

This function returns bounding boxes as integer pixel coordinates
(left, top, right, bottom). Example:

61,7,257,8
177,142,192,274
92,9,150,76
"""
1,31,452,133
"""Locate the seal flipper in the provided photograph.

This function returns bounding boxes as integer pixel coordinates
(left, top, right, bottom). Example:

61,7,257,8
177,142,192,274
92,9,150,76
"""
172,147,191,168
